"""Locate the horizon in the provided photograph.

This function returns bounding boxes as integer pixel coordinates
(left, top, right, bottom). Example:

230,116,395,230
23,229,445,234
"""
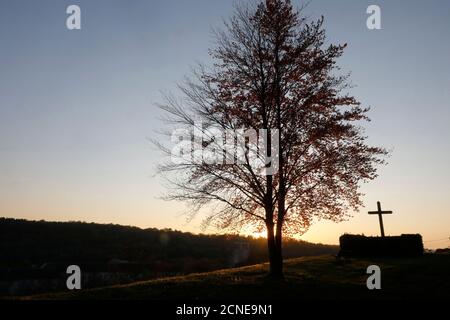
0,216,337,243
0,216,442,250
1,0,450,250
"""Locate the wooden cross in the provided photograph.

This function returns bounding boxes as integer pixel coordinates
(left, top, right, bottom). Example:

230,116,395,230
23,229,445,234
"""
368,201,392,237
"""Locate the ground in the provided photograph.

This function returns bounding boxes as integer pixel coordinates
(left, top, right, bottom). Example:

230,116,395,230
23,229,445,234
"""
24,254,450,300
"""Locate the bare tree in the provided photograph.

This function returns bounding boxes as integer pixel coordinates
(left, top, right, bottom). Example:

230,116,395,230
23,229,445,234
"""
156,0,387,277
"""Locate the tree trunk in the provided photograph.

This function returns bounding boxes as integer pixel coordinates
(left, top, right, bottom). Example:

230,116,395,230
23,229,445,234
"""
275,218,283,275
274,189,285,278
266,222,283,278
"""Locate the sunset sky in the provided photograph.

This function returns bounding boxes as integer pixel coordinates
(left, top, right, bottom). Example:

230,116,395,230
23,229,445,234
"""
1,0,449,249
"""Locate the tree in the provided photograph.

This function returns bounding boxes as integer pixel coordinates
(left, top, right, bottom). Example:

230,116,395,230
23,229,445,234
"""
156,0,387,278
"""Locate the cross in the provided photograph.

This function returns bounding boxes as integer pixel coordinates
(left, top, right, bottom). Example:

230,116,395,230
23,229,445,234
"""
368,201,393,237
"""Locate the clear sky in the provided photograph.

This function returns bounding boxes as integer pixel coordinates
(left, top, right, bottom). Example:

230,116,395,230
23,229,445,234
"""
1,0,449,249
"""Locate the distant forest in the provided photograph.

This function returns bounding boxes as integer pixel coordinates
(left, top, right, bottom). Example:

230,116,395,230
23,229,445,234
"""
0,218,338,296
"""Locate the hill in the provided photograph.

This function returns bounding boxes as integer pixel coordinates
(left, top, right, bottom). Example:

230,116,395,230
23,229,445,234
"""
0,218,337,296
27,254,450,300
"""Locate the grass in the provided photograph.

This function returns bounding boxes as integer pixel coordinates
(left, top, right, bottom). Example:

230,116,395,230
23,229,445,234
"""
23,254,450,300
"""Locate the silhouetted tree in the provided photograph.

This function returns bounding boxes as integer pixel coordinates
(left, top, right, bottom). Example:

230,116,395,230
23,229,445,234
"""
157,0,387,277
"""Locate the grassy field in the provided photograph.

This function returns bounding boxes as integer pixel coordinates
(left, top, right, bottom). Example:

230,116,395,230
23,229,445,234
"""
24,254,450,300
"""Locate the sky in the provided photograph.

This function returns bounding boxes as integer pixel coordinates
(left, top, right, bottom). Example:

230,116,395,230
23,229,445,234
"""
0,0,449,249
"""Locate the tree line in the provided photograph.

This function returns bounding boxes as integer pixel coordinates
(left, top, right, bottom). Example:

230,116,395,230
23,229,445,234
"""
0,218,337,273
